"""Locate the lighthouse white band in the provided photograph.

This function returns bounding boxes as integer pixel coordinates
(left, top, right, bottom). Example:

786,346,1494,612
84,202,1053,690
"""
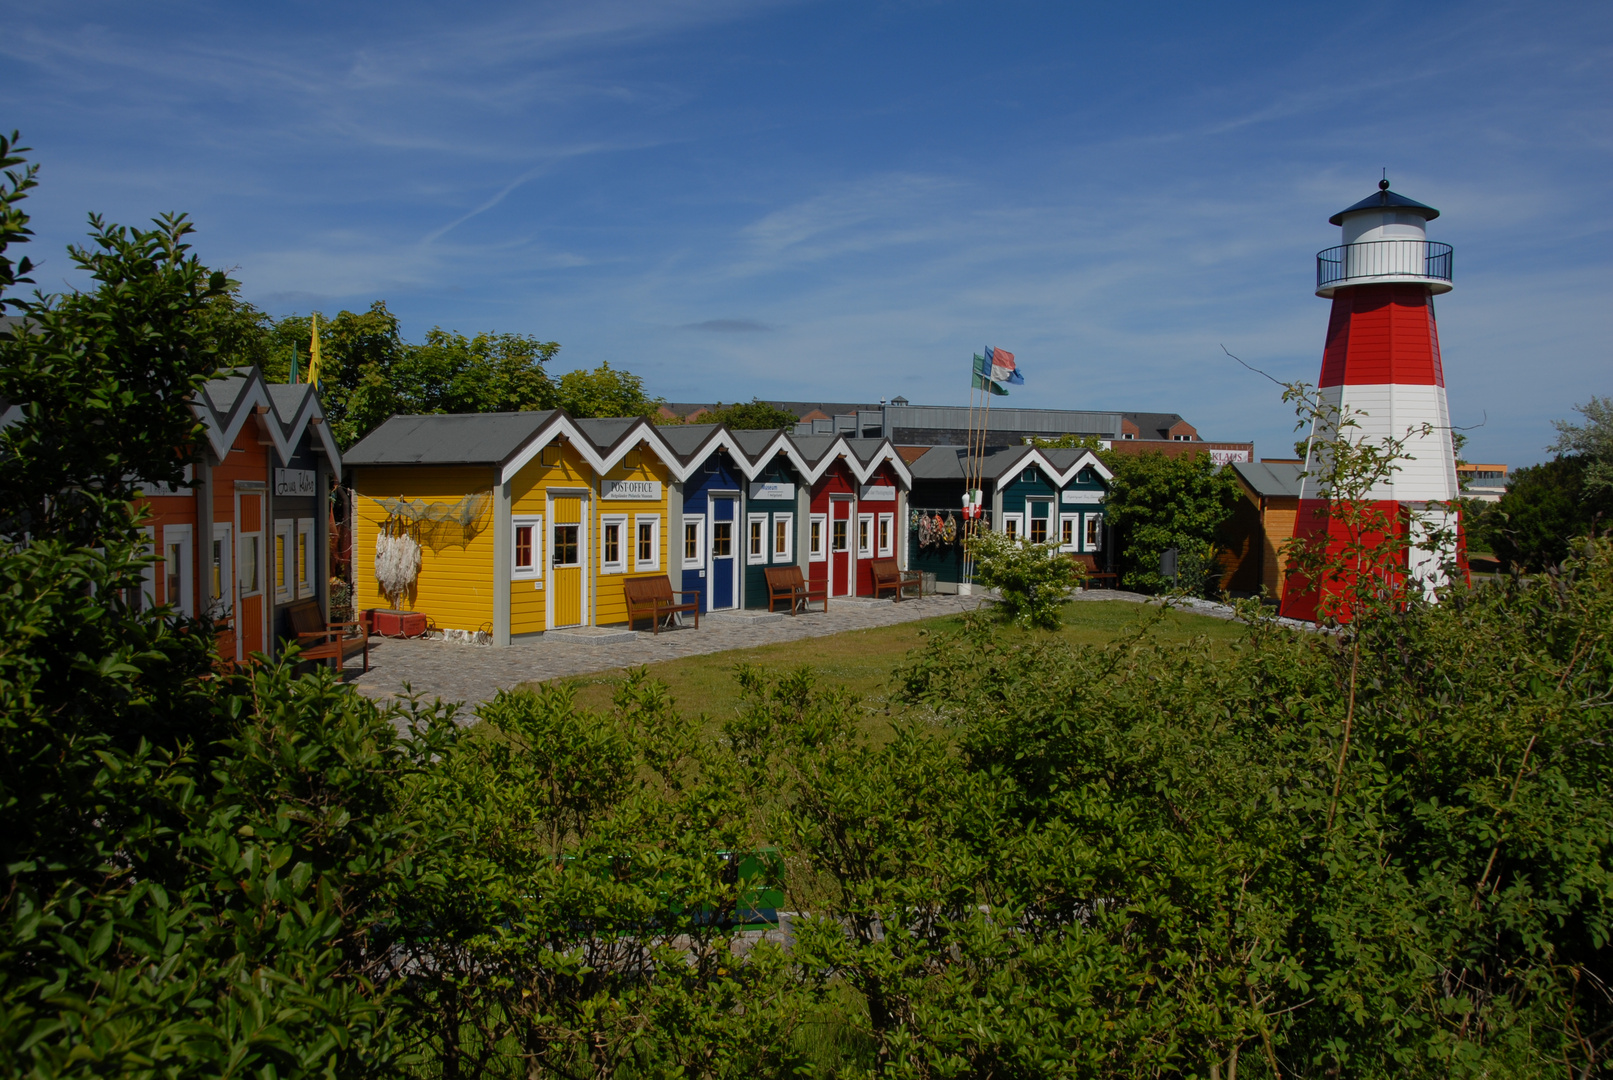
1300,383,1458,503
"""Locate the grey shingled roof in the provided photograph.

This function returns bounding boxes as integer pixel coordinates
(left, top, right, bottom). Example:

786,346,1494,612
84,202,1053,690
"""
909,444,1033,482
345,411,557,466
1232,460,1304,499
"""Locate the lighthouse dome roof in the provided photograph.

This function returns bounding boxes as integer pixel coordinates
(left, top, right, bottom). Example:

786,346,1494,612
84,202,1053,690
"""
1329,183,1439,225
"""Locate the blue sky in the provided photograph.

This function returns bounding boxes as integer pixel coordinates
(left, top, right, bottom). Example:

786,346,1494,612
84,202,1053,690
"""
7,1,1610,467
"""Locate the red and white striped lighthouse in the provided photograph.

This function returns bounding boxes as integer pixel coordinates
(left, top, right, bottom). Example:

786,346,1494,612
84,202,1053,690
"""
1280,180,1461,621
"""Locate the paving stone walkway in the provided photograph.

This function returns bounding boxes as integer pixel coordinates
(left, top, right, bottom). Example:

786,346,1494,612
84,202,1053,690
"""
348,594,991,709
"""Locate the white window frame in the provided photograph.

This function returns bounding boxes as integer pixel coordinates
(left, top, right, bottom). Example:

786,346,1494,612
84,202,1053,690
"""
211,523,233,619
294,518,315,599
138,527,157,611
163,524,194,617
856,513,874,557
1001,513,1024,542
682,515,706,570
634,514,661,572
599,513,628,575
273,519,295,604
1026,500,1053,546
808,513,827,562
1084,513,1104,552
876,513,894,558
746,513,768,565
1058,513,1081,553
513,514,544,579
238,528,263,599
771,512,794,562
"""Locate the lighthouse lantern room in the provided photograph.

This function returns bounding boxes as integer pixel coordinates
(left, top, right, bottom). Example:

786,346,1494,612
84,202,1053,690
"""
1281,180,1462,621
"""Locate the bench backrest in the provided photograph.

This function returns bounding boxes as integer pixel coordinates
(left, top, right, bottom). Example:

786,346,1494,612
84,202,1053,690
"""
764,565,805,592
623,576,674,606
1067,553,1098,572
284,598,325,636
869,558,903,583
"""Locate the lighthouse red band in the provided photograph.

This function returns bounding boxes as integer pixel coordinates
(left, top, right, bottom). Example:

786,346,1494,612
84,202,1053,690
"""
1279,181,1462,622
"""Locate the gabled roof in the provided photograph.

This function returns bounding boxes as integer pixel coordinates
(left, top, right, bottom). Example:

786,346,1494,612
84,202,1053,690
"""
346,411,558,467
908,444,1111,486
264,382,341,473
1232,460,1304,499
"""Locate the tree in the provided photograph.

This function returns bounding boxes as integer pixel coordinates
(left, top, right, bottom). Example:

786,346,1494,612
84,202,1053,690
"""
1552,395,1613,499
1475,455,1608,572
964,527,1082,629
1104,450,1240,594
554,361,662,419
703,399,800,430
0,189,229,544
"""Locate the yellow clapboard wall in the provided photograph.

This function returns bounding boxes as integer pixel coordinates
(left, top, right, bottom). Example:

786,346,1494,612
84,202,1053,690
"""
352,465,496,633
592,447,672,627
510,440,595,633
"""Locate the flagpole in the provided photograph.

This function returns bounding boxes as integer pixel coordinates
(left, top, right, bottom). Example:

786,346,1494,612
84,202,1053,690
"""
963,360,980,591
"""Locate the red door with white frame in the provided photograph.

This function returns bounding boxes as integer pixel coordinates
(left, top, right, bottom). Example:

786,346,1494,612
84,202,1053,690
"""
830,496,854,597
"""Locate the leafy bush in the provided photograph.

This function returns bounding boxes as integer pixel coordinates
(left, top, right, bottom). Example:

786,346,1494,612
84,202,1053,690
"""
965,527,1081,629
1104,451,1241,594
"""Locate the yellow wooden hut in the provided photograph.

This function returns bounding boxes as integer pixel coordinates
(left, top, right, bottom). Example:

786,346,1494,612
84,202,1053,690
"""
345,411,678,643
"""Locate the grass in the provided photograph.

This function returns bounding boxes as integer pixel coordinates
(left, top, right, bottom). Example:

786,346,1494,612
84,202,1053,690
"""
527,599,1246,736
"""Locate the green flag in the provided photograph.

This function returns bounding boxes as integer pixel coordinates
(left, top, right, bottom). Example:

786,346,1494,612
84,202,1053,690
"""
973,371,1008,396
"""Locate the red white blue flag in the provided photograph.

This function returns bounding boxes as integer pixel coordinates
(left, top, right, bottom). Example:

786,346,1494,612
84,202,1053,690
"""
986,346,1024,385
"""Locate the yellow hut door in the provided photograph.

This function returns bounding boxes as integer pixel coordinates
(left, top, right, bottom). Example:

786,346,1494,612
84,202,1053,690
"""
551,497,585,627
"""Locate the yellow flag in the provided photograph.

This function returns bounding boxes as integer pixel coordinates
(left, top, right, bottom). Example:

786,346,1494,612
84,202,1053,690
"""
307,313,322,389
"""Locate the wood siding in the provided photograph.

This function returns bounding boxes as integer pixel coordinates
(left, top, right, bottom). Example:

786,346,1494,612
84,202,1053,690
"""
353,465,496,633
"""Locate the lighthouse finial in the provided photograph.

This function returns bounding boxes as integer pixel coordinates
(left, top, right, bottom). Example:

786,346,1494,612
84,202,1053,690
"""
1380,168,1389,192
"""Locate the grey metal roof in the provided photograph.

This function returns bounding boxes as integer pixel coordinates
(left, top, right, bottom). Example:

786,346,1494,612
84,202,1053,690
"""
656,423,724,459
788,434,841,464
345,411,556,466
1232,460,1304,498
573,416,639,451
908,444,1033,482
1329,184,1439,225
204,374,249,417
731,428,785,458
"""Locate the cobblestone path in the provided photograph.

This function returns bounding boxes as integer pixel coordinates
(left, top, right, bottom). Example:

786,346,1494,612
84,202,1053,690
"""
348,594,990,709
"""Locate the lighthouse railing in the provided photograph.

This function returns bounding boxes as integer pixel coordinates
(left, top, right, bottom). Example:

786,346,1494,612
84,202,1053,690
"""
1316,240,1453,290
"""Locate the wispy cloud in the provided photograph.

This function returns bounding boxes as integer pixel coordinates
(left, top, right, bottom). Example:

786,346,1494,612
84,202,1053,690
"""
680,318,773,332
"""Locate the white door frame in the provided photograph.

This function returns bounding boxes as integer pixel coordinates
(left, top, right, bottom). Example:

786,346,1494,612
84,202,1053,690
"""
545,489,591,628
830,494,857,597
707,490,741,610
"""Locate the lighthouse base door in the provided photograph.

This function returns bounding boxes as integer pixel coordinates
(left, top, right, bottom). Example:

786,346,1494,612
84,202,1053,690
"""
549,495,588,628
709,494,738,610
830,496,855,597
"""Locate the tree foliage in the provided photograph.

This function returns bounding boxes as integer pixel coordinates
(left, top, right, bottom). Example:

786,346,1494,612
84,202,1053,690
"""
1552,395,1613,499
1473,454,1610,573
1103,451,1240,594
702,399,801,430
554,360,663,419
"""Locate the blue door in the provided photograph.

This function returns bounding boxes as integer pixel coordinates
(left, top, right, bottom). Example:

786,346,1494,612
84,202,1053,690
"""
710,495,737,609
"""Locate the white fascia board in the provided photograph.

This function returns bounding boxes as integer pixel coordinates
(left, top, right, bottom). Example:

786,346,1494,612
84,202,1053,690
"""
742,431,812,481
195,369,275,461
848,440,913,487
794,435,855,485
592,417,662,475
275,389,343,474
499,413,607,484
1041,449,1115,487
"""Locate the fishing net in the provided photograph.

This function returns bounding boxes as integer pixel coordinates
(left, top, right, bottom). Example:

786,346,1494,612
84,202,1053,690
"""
371,492,490,527
375,531,421,608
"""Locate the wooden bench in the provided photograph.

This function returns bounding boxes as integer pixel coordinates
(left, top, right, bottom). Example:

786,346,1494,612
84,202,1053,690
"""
870,558,923,601
1068,553,1119,590
285,597,371,673
623,575,700,634
764,565,829,614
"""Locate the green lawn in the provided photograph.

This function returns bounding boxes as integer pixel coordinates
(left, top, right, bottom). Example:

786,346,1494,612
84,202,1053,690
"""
532,599,1245,733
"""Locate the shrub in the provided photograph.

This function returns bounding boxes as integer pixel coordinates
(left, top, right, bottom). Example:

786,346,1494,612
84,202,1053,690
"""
965,527,1081,629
